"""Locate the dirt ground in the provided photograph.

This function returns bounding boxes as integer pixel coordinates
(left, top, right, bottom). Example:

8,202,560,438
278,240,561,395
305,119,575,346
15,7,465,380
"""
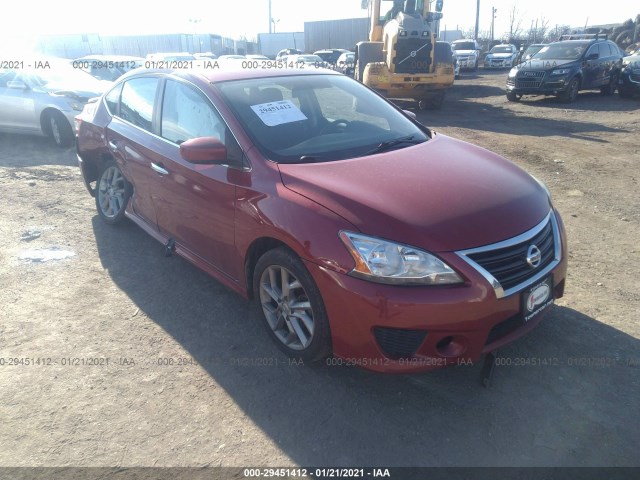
0,70,639,469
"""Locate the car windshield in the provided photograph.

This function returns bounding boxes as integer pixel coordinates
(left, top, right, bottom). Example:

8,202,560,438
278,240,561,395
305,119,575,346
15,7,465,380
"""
532,43,588,60
490,46,512,54
216,74,429,164
524,45,545,57
453,42,476,50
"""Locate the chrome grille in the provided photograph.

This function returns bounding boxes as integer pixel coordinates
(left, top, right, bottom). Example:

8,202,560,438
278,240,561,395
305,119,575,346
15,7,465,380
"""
456,211,562,299
516,78,543,88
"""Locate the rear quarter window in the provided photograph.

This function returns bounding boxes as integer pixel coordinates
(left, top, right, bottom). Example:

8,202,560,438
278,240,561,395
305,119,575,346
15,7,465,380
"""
104,83,123,115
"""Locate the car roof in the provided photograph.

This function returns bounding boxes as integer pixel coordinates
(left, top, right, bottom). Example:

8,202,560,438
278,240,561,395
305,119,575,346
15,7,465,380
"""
117,67,340,85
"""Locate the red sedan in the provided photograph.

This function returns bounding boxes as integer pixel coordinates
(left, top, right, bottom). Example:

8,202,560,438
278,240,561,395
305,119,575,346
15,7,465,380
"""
76,66,567,373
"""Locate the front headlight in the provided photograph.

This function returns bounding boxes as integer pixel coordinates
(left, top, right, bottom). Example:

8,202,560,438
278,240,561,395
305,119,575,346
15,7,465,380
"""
508,67,518,77
551,68,570,75
339,231,463,285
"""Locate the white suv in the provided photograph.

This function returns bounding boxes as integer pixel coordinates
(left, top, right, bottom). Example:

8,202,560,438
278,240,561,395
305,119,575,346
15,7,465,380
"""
451,39,481,70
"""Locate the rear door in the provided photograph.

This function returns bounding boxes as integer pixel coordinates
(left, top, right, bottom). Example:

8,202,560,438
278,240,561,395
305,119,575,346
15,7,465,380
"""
106,76,161,227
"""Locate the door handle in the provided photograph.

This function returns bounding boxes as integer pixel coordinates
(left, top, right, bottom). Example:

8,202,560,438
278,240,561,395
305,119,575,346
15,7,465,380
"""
108,141,118,151
151,163,169,175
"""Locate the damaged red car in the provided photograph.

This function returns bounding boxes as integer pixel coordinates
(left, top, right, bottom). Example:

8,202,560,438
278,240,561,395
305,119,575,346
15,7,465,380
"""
76,67,567,373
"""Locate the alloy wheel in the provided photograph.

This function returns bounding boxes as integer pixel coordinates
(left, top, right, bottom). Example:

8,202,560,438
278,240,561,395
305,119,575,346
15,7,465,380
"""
259,265,315,350
97,166,126,218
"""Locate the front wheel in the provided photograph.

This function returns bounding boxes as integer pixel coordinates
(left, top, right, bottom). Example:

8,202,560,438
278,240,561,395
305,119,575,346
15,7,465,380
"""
559,77,579,103
506,91,522,102
96,160,131,225
47,111,74,148
254,248,332,362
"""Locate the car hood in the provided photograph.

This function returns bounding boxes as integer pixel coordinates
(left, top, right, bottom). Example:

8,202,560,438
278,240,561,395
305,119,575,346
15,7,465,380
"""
518,59,575,71
278,134,550,252
487,53,514,59
41,81,109,101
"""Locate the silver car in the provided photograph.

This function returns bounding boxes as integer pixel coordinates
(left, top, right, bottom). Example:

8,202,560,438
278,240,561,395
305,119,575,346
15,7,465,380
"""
0,62,109,147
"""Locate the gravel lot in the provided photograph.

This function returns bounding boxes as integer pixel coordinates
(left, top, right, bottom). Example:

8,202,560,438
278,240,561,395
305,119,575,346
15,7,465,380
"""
1,69,639,468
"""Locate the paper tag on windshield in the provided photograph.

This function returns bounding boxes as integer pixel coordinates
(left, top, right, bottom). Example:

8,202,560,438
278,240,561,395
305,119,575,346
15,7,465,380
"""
250,100,307,127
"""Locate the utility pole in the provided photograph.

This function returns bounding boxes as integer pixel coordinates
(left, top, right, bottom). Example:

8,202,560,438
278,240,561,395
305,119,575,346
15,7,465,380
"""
490,7,497,43
269,0,272,33
474,0,480,40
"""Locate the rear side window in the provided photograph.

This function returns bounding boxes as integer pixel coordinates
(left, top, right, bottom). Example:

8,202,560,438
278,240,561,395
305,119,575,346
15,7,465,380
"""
104,83,123,115
160,80,226,144
599,43,610,57
119,77,158,132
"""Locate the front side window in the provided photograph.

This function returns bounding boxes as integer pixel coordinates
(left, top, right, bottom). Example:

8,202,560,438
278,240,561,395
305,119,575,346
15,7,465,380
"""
216,74,429,164
160,80,225,145
119,77,158,131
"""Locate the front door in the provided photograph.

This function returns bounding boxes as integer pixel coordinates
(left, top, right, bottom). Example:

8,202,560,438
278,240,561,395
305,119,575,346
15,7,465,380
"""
151,79,241,279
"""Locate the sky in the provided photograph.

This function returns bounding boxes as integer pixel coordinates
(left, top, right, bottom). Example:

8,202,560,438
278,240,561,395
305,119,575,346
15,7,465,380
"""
2,0,636,46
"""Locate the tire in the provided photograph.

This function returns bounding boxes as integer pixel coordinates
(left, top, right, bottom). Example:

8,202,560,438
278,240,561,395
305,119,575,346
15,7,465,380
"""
559,77,579,103
618,87,634,99
95,160,131,225
418,92,446,110
600,74,618,96
506,91,522,102
253,247,332,362
46,111,74,148
355,42,384,82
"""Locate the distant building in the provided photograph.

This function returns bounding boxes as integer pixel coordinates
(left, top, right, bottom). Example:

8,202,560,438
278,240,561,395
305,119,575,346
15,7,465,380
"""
33,33,256,58
304,18,369,53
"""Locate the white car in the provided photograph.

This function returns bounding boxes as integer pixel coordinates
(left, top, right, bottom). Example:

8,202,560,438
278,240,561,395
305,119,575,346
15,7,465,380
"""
484,44,518,69
452,39,481,70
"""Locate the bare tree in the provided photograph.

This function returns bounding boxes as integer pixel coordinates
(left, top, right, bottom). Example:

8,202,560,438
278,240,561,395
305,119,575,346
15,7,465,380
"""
508,5,523,42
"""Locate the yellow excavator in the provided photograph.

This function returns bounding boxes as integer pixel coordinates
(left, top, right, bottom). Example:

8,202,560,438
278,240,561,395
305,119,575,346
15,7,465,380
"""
355,0,454,109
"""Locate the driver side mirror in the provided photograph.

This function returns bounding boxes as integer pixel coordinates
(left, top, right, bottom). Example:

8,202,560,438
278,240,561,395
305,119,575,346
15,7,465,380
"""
180,137,227,165
403,109,417,120
7,80,28,90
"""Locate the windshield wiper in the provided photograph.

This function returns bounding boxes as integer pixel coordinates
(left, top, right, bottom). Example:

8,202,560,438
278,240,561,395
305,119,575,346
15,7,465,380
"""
365,135,423,155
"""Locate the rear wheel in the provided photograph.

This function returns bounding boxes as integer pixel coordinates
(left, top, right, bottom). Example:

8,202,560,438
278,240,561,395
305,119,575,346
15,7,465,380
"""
618,86,634,99
254,248,332,362
600,74,618,96
96,160,131,225
559,77,579,103
46,111,74,148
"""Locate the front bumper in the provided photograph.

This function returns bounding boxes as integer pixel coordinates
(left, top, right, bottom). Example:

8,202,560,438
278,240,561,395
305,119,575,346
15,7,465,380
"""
306,210,568,373
506,75,571,95
456,58,477,69
619,70,640,93
485,59,512,68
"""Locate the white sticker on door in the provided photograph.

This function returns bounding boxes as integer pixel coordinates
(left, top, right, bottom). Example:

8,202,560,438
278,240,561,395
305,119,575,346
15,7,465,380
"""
250,100,308,127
